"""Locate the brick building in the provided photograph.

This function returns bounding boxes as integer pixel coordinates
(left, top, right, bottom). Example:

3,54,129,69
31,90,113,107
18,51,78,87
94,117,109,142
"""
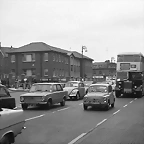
7,42,93,81
93,61,116,77
0,45,15,79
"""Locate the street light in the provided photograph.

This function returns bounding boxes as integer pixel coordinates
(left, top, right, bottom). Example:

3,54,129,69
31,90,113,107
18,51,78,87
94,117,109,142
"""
82,46,87,80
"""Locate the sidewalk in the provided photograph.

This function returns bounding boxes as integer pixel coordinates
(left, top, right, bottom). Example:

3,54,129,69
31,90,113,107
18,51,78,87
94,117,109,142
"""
76,97,144,144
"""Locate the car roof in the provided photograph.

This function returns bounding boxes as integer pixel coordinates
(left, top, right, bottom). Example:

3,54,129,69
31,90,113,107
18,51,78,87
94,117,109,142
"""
33,83,61,85
90,83,110,87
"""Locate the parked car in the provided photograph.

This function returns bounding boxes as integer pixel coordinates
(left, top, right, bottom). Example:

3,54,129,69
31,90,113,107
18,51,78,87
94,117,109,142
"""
63,81,86,100
20,83,68,110
0,108,26,144
0,84,16,109
83,83,115,110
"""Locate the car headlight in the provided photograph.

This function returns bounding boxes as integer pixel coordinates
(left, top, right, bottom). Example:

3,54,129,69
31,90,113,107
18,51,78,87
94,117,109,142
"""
71,90,78,94
20,96,24,102
134,86,137,88
103,97,107,102
117,79,120,81
41,96,45,101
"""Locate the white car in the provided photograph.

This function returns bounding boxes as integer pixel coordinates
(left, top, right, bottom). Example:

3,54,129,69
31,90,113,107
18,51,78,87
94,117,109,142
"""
0,108,26,144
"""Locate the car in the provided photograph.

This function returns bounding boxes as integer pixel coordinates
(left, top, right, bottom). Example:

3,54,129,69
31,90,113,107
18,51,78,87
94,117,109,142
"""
20,83,68,110
63,81,86,100
0,108,26,144
0,84,16,109
83,83,115,110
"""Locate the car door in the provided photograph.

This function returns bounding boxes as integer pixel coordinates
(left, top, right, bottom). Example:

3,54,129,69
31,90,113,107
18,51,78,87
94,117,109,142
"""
56,84,63,102
51,84,58,104
78,83,85,97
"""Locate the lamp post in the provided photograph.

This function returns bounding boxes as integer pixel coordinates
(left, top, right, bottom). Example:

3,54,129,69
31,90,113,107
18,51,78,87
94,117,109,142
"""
82,46,87,81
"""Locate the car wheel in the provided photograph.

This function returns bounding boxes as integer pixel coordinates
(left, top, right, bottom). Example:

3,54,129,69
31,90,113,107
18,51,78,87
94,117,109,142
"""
76,92,80,100
1,135,11,144
60,98,65,106
83,104,88,110
21,104,28,110
46,100,52,109
111,102,115,108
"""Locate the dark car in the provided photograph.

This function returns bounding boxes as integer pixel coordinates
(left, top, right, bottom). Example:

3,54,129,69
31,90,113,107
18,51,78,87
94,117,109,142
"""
0,84,16,109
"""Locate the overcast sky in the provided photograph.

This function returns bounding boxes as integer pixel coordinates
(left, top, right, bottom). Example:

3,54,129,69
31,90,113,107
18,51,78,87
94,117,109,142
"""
0,0,144,62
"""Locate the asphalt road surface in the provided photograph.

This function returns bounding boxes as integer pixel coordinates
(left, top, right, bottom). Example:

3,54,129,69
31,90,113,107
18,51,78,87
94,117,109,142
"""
10,92,143,144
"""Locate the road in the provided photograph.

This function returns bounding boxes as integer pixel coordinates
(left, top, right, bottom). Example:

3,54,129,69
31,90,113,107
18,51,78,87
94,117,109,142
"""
10,92,143,144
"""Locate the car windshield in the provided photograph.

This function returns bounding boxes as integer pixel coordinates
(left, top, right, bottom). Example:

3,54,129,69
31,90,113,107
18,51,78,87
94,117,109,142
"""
29,84,53,92
65,82,78,87
88,85,107,93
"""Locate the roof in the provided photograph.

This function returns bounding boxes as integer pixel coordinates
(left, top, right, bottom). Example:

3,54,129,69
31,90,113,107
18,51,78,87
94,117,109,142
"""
7,42,94,60
7,42,68,54
118,52,144,56
90,83,109,86
0,47,16,57
93,62,107,65
33,83,60,85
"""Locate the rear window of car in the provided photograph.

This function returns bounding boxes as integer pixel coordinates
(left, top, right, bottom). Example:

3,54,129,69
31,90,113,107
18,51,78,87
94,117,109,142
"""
88,85,107,93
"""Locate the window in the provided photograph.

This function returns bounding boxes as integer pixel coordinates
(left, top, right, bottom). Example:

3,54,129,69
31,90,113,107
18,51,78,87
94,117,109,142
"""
53,54,55,61
59,69,61,76
53,68,56,77
44,69,48,76
53,85,57,91
23,53,35,62
59,55,61,62
56,54,58,62
11,55,15,62
61,56,63,62
44,53,48,61
56,84,62,91
23,69,35,76
71,65,73,71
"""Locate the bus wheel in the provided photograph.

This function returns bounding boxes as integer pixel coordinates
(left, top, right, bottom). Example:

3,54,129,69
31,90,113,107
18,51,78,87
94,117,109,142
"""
115,91,121,98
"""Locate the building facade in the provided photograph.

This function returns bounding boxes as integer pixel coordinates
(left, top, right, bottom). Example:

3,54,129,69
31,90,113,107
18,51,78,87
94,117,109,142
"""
93,61,116,77
7,42,93,82
0,46,13,79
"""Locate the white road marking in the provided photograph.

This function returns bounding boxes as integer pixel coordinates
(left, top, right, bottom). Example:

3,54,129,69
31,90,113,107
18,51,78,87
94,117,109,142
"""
79,103,83,105
96,119,107,126
68,133,86,144
25,114,45,121
57,107,69,111
123,104,128,107
113,109,120,115
134,98,137,100
129,101,133,103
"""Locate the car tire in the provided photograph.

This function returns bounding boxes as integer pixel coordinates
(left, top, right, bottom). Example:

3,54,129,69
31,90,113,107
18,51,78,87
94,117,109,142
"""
76,92,80,100
111,102,115,108
104,102,110,111
83,104,88,110
60,98,65,106
21,104,28,110
1,135,12,144
46,100,52,109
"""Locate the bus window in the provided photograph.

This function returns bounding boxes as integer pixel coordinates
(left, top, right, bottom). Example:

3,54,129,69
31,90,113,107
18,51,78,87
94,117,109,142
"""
117,55,123,62
117,55,141,62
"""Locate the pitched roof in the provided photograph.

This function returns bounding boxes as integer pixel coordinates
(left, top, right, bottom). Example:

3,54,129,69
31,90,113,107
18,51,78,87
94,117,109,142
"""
7,42,67,54
0,47,16,57
6,42,93,60
118,52,144,56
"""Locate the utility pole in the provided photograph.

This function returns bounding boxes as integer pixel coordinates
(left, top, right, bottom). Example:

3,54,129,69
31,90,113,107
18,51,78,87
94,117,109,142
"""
82,46,87,81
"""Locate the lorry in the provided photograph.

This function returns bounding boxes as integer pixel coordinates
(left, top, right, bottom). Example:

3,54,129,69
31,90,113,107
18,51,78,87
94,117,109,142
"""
115,52,144,98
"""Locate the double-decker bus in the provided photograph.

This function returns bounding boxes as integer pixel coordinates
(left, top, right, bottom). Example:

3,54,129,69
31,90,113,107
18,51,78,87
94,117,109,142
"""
115,52,144,98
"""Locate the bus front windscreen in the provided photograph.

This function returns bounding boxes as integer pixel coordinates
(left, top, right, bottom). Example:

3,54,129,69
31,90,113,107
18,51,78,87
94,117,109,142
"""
117,55,141,62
